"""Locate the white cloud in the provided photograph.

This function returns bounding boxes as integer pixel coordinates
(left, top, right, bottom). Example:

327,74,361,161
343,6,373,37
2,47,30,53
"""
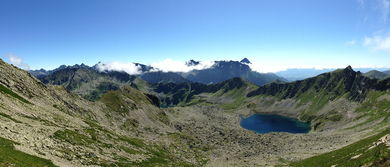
5,54,30,70
151,59,215,72
96,62,143,75
345,40,357,46
364,35,390,51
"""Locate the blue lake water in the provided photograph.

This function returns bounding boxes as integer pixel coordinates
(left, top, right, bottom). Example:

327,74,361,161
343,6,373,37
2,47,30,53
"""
240,114,310,134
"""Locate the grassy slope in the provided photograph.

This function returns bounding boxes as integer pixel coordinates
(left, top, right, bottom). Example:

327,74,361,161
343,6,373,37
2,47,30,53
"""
203,79,258,110
292,91,390,166
218,86,253,110
0,137,57,167
292,128,390,167
51,120,197,167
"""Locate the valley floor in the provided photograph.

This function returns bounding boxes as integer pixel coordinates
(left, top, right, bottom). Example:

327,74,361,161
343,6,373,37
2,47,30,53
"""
164,105,389,166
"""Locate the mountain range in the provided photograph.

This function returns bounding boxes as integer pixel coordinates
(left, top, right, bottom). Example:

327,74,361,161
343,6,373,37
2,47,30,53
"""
276,67,390,81
31,58,285,85
0,58,389,167
29,58,285,101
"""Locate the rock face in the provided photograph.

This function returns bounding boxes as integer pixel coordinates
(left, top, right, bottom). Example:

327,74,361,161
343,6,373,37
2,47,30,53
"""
184,60,284,86
185,59,200,66
240,58,251,64
377,134,390,146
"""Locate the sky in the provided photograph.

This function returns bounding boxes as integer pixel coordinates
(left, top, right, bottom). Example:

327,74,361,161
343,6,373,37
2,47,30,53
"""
1,0,390,72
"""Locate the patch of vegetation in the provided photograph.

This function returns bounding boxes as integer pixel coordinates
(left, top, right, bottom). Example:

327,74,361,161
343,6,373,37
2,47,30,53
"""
156,111,170,125
118,136,147,148
297,89,341,123
210,86,251,110
84,82,120,101
0,84,32,104
54,125,117,151
111,134,202,167
120,146,140,154
22,115,58,127
100,87,154,113
356,91,390,113
166,132,210,165
84,128,99,141
220,95,246,110
185,97,211,106
350,91,390,128
0,137,57,167
100,91,133,113
121,118,140,129
292,128,390,167
82,120,201,166
53,129,96,146
110,146,195,167
132,78,150,92
0,112,22,123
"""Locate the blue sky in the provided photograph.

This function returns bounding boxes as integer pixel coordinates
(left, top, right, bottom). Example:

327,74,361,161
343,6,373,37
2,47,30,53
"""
1,0,390,72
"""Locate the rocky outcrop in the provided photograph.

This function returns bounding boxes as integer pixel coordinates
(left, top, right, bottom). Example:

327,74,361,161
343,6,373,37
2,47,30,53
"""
248,66,390,101
184,59,284,85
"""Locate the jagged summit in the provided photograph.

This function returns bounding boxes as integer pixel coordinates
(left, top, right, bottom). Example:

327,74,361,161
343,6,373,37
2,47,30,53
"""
133,63,154,72
339,65,355,73
185,60,200,66
333,66,358,80
345,65,353,71
240,58,251,64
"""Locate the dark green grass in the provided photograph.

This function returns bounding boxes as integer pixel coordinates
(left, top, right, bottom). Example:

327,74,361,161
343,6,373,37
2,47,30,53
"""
109,136,197,167
292,128,390,167
0,112,22,123
0,137,57,167
0,84,31,104
53,129,95,146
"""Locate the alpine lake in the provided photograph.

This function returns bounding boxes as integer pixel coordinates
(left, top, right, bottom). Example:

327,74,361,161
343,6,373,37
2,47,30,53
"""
240,114,311,134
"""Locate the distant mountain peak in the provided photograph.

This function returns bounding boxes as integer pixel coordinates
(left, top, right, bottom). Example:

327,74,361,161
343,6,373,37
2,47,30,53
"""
240,58,251,64
345,65,353,71
185,60,200,66
341,66,357,77
363,70,390,80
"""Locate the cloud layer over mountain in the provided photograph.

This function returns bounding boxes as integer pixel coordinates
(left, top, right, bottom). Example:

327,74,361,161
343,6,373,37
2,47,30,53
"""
95,62,143,75
151,59,215,73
